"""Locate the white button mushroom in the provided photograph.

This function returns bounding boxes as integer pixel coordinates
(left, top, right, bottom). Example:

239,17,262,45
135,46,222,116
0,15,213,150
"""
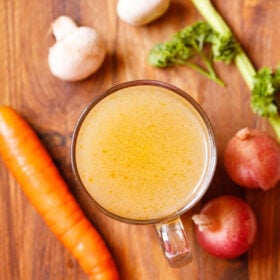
117,0,171,26
48,16,106,82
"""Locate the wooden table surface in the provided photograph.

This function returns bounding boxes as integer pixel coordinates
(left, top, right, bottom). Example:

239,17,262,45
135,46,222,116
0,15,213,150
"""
1,0,280,279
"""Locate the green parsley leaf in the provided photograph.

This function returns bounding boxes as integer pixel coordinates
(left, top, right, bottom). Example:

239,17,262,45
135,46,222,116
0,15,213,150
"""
251,67,278,117
211,34,241,64
148,38,194,67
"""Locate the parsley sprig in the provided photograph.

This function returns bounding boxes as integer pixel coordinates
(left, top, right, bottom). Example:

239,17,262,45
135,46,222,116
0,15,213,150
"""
148,21,241,86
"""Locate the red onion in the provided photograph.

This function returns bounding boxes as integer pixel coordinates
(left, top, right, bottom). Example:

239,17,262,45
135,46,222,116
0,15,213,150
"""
192,195,257,259
224,127,280,190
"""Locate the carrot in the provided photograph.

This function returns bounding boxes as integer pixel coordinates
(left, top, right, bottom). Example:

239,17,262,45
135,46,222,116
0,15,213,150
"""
0,106,119,280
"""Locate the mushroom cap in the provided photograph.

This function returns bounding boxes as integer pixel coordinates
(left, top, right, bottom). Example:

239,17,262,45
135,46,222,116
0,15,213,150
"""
117,0,171,26
48,27,106,81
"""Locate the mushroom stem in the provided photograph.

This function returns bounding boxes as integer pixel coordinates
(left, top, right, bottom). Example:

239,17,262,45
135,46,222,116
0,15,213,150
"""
51,16,78,41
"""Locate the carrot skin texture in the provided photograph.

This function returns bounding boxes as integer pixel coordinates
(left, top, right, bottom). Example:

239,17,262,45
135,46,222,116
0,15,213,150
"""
0,106,119,280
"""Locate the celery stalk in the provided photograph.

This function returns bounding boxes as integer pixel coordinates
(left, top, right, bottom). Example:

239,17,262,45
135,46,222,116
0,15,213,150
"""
192,0,256,89
192,0,280,141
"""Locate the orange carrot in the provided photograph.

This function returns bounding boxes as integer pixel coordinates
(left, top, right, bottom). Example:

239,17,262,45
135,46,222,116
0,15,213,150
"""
0,106,119,280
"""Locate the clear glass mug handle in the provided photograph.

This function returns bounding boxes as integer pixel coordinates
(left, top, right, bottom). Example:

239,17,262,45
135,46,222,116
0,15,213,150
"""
155,217,192,267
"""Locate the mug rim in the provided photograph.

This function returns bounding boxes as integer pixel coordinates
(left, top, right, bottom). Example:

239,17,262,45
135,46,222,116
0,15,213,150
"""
70,79,217,225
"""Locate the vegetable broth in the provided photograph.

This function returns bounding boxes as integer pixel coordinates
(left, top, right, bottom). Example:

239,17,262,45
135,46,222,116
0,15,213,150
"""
75,85,209,220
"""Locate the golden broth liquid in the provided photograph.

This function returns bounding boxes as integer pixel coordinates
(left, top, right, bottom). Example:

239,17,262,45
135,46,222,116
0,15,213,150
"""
75,85,209,220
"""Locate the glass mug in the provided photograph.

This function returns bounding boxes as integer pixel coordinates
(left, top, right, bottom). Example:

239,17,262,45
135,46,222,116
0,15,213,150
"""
71,80,217,267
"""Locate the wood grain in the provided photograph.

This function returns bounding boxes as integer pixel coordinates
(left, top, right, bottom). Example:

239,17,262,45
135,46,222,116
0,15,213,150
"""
0,0,279,279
